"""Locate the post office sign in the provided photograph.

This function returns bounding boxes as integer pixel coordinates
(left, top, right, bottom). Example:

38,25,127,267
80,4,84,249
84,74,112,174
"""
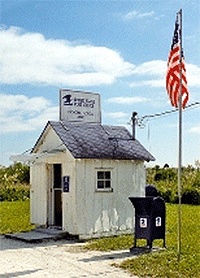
60,89,101,123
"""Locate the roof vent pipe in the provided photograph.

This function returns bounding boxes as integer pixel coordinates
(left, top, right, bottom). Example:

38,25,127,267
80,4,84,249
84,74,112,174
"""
131,112,138,140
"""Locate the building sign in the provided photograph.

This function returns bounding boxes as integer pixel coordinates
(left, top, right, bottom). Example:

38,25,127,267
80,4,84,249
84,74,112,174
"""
60,89,101,123
63,176,70,193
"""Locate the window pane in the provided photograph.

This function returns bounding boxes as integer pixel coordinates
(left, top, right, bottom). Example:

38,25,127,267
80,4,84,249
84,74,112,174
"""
105,171,110,179
97,171,104,180
105,181,111,188
97,181,104,188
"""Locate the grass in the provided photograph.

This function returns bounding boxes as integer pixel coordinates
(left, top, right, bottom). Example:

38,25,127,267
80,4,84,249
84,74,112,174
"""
0,200,35,234
0,201,199,277
86,203,200,278
85,234,135,251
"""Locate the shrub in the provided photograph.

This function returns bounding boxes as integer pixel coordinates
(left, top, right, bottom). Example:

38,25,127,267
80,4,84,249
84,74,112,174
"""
182,188,200,205
0,163,30,201
0,163,30,185
0,183,30,201
147,166,200,205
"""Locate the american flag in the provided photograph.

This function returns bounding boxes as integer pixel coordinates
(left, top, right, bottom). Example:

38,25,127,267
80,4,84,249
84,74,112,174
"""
166,16,189,109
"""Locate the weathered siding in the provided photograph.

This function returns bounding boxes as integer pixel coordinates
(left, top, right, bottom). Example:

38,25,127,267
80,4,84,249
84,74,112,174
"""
62,155,77,234
74,159,145,239
30,125,74,227
30,125,146,238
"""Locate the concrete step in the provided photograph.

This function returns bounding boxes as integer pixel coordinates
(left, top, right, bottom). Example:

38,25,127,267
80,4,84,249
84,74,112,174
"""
5,228,69,243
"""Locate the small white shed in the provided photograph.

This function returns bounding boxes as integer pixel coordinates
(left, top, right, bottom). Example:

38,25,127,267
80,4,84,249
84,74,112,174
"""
30,121,155,239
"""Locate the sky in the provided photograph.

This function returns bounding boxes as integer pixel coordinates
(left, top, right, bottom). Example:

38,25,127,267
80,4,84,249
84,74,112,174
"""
0,0,200,167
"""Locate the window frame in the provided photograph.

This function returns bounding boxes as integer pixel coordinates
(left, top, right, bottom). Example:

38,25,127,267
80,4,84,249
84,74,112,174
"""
95,169,113,192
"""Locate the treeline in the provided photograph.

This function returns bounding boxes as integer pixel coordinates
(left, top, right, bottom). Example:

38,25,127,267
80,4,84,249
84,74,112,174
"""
0,163,30,201
0,163,200,204
147,165,200,205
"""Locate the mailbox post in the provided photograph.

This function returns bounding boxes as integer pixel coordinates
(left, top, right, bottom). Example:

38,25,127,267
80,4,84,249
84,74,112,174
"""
129,196,166,249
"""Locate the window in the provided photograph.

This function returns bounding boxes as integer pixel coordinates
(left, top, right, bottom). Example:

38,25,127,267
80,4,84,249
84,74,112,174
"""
96,170,112,191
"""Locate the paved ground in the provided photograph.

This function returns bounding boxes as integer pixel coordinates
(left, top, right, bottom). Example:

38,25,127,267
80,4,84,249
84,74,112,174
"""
0,235,139,278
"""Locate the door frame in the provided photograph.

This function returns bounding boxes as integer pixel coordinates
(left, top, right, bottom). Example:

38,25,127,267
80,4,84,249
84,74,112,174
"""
47,163,63,227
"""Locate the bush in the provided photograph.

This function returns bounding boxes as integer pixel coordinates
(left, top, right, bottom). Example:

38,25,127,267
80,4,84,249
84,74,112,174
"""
0,163,30,185
147,165,200,205
182,189,200,205
0,163,30,201
0,183,30,201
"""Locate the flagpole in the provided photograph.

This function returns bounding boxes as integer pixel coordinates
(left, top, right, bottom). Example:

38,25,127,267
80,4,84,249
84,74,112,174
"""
178,8,182,261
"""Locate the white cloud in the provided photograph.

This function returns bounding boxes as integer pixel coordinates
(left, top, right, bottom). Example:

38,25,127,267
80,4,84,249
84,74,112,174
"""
124,10,155,20
129,60,166,88
0,94,51,114
0,26,135,86
187,64,200,87
0,93,58,133
1,27,199,91
104,111,128,118
107,96,149,104
130,79,165,88
129,60,200,88
132,60,166,76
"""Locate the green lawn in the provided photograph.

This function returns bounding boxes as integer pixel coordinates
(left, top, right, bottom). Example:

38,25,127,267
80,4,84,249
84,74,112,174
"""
0,200,35,234
86,204,200,278
0,201,199,277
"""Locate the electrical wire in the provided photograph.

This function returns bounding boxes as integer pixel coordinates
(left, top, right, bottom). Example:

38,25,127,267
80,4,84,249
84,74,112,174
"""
137,101,200,128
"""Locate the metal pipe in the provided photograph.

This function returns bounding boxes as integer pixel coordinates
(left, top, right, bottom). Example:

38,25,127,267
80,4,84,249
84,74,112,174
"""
131,112,138,140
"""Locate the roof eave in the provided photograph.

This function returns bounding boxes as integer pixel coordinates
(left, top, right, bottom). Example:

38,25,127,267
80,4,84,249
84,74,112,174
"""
31,121,51,154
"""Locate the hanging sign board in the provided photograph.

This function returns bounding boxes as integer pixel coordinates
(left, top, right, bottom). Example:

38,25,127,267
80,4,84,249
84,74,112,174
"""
59,89,101,123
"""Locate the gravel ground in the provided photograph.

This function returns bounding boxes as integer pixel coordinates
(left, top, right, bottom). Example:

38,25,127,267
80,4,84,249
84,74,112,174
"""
0,236,138,278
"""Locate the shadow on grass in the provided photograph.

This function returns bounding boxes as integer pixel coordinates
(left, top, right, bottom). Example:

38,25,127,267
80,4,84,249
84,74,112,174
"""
79,246,163,263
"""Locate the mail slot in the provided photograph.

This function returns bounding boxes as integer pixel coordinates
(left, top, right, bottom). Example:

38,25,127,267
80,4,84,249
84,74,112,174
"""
129,196,166,249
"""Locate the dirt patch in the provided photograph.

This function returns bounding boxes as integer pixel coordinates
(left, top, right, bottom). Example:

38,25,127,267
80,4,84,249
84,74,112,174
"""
0,236,138,278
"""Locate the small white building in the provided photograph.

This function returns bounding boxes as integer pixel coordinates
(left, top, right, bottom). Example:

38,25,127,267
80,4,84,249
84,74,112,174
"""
29,90,155,239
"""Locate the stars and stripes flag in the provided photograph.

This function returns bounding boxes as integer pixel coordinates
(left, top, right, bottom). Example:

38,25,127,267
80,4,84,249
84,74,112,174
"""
166,15,189,109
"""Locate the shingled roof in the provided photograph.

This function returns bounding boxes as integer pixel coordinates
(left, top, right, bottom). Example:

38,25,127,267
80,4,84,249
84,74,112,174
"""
32,121,155,162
